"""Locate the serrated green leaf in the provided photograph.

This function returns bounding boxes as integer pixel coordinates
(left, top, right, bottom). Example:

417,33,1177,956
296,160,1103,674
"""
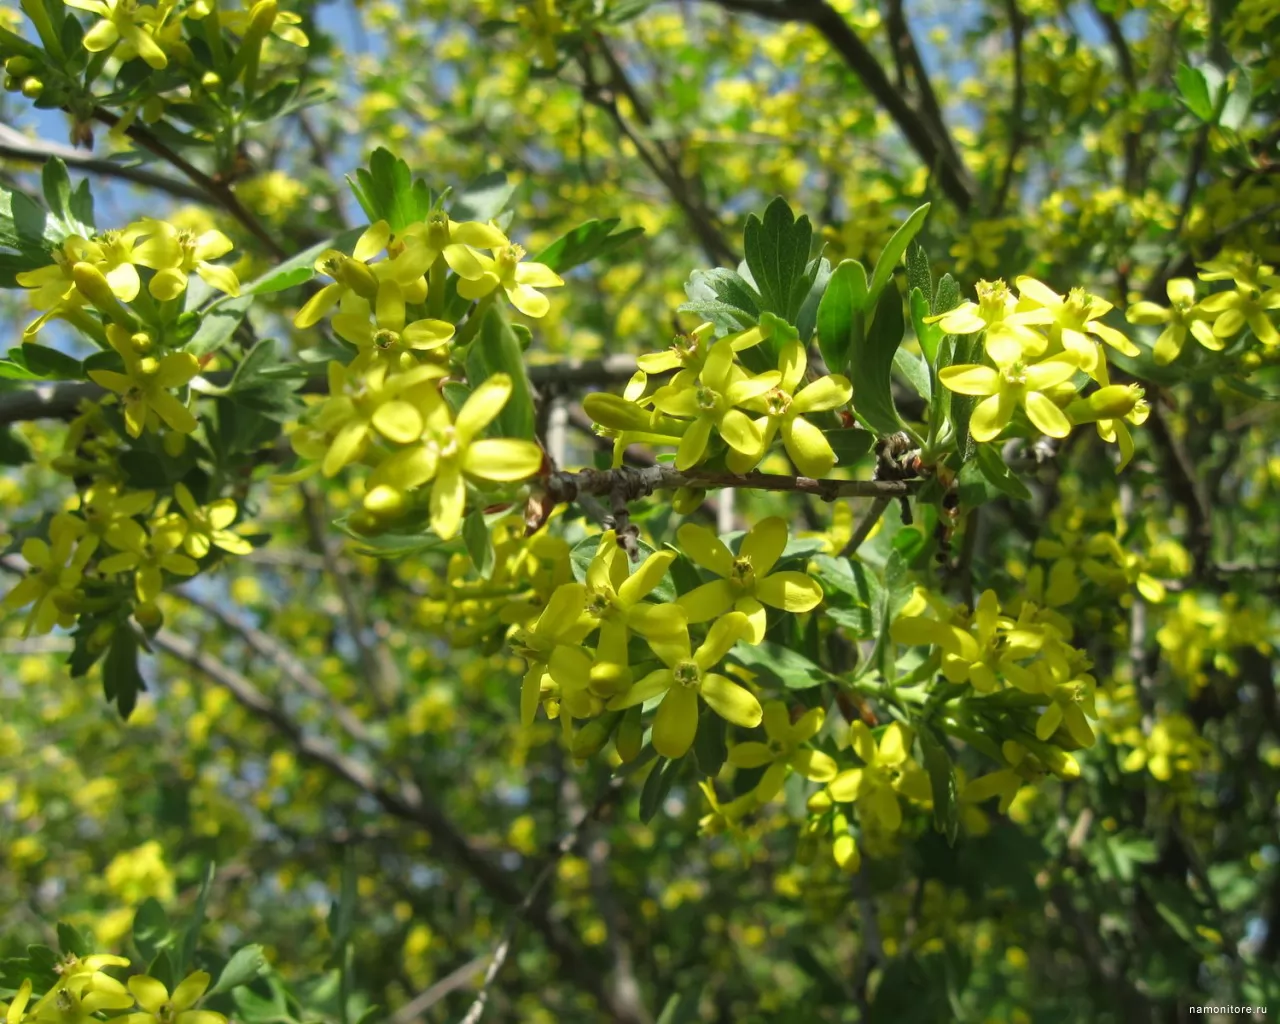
348,148,433,232
680,267,760,334
894,346,930,403
905,241,932,309
975,443,1032,501
103,624,145,720
452,171,514,223
910,286,943,365
241,227,363,296
57,922,89,958
743,197,815,323
918,727,959,845
133,897,171,962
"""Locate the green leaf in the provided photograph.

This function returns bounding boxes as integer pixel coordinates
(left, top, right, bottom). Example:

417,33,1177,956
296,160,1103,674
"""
894,346,930,403
743,197,816,322
242,226,364,295
853,284,907,435
1220,72,1253,132
462,510,495,579
328,846,358,956
1175,63,1213,120
868,203,930,308
679,267,760,334
188,295,254,357
57,922,89,959
133,898,171,962
918,727,959,845
905,241,932,308
824,427,875,467
692,708,727,777
933,273,961,319
466,306,536,440
640,756,683,823
813,554,881,637
333,516,447,558
41,158,93,239
816,258,867,377
347,148,433,232
910,286,943,366
147,949,174,992
728,640,828,690
0,426,32,466
534,217,644,272
452,171,515,223
794,256,832,342
178,861,216,972
103,624,145,720
12,343,81,380
210,944,269,996
975,443,1032,501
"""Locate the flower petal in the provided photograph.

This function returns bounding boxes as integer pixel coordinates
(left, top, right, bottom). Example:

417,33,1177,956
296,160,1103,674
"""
676,522,733,577
652,685,699,758
741,516,788,577
463,439,543,481
755,571,823,612
699,673,762,728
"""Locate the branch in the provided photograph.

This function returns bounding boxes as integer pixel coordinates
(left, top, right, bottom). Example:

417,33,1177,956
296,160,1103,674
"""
175,586,380,750
708,0,975,211
456,777,628,1024
1144,404,1212,575
883,0,965,176
839,496,891,558
0,124,209,202
0,358,641,427
993,0,1027,213
91,107,286,260
543,465,916,506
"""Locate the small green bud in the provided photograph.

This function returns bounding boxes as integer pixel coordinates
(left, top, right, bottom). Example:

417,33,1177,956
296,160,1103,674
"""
20,75,43,99
5,56,36,75
4,74,20,91
134,602,164,633
200,70,221,89
672,486,705,515
363,484,407,519
615,705,643,763
833,833,861,874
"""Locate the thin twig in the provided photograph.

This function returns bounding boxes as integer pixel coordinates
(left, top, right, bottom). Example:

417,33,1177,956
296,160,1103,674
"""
0,124,208,202
993,0,1027,213
839,496,891,558
390,955,488,1024
709,0,975,210
91,107,286,259
456,777,627,1024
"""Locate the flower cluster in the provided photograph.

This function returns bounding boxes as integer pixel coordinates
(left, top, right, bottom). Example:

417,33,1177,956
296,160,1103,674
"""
935,277,1149,466
1126,251,1280,364
0,952,227,1024
285,213,562,540
512,517,823,760
583,322,853,476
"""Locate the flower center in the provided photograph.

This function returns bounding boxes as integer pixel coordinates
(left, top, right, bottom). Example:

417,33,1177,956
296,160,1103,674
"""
497,244,526,273
672,333,701,363
694,384,719,412
318,253,343,277
1001,361,1028,387
768,738,787,755
436,425,458,459
674,660,701,688
975,278,1010,320
764,387,791,417
731,556,755,588
373,328,400,350
585,590,613,618
426,211,450,247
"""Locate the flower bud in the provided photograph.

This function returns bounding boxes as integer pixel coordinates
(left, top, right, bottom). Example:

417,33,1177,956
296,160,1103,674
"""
337,256,379,300
5,56,36,75
200,70,222,89
363,484,407,519
1040,745,1081,780
833,833,861,874
248,0,279,36
134,602,164,633
806,789,833,814
571,711,621,760
20,75,42,99
3,74,19,91
1088,384,1144,419
672,486,705,515
615,705,643,763
142,96,166,123
72,262,132,324
86,621,116,655
582,392,652,432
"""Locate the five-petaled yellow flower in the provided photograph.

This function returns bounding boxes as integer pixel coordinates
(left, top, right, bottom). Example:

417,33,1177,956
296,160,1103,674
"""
727,700,838,803
88,326,200,438
457,243,564,318
120,970,227,1024
676,517,822,643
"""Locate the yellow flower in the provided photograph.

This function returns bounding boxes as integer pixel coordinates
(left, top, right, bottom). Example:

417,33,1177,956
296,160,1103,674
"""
456,242,564,318
1125,277,1219,364
676,517,822,643
206,0,308,46
88,326,199,438
65,0,170,68
938,332,1079,442
171,483,253,557
511,581,595,725
1197,283,1280,347
1031,648,1097,747
331,281,454,372
820,721,931,832
607,611,762,759
365,373,544,540
926,278,1050,354
636,321,762,375
293,220,429,328
727,701,837,802
650,339,780,469
30,968,133,1020
1015,276,1139,373
566,532,688,695
730,339,852,476
697,780,755,836
400,211,509,280
120,971,226,1024
135,220,240,300
98,514,198,603
2,515,95,635
0,979,33,1023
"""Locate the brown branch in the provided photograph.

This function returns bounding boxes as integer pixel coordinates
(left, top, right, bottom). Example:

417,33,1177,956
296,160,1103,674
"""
175,586,379,750
884,0,965,176
1090,3,1142,192
0,124,208,202
993,0,1027,213
543,465,916,505
839,496,892,558
1145,404,1213,575
0,358,642,427
91,107,286,260
708,0,975,211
